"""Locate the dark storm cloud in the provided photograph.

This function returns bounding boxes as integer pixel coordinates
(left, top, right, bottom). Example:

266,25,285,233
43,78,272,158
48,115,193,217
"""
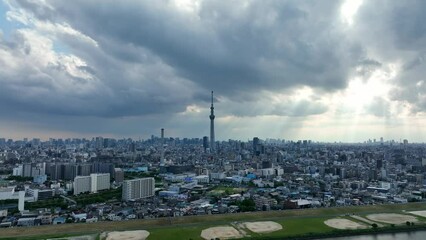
4,0,426,134
19,0,362,94
0,12,198,118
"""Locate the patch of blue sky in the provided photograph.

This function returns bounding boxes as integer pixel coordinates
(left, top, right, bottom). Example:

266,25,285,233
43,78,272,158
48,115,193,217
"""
0,1,23,38
0,1,70,54
53,41,70,54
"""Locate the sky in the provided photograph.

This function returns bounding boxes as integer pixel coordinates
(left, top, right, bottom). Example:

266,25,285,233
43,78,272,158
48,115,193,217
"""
0,0,426,142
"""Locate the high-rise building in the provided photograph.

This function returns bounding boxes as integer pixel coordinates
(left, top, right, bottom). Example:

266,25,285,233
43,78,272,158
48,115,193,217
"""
253,137,260,155
73,173,110,195
129,142,136,152
74,176,91,195
122,178,155,201
64,164,77,180
47,163,61,180
91,162,114,176
202,136,209,152
253,137,259,148
95,136,104,149
376,159,383,169
90,173,110,193
160,128,165,166
12,165,23,176
209,91,215,152
114,168,124,183
22,163,32,177
77,164,91,176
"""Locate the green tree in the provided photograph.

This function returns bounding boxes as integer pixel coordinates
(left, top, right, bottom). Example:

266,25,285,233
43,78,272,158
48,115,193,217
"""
238,199,256,212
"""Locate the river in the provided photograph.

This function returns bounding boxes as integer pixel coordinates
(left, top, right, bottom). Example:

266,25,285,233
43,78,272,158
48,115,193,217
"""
321,230,426,240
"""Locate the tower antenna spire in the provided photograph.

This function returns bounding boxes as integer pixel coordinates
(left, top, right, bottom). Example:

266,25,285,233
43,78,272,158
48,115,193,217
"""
209,91,215,152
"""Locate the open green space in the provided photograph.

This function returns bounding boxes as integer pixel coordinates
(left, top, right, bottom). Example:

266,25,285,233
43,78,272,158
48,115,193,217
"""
145,218,332,240
149,225,206,240
1,202,426,239
26,197,68,210
4,176,33,182
71,187,122,205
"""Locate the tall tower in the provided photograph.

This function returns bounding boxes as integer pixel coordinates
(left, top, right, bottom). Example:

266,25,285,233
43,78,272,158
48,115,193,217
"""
209,91,215,152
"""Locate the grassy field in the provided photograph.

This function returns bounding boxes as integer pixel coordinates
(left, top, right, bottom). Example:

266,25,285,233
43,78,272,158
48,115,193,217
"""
2,202,426,239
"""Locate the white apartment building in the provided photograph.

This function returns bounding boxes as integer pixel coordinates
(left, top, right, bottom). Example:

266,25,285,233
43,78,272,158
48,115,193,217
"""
122,177,154,201
195,175,210,184
90,173,110,193
73,173,110,195
74,176,91,195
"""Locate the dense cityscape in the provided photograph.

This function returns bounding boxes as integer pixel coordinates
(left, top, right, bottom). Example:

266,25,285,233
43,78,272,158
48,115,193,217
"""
0,96,425,229
1,91,426,240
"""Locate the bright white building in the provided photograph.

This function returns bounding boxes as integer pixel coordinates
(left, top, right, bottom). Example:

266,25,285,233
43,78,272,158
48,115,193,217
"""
90,173,110,193
18,191,25,211
12,165,23,176
195,175,209,184
73,173,110,195
122,177,154,201
260,168,275,177
210,172,226,180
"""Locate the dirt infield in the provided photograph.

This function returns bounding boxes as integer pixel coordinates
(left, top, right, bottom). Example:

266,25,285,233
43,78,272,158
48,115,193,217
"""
100,230,150,240
324,218,367,230
243,221,283,233
366,213,418,224
48,235,97,240
350,215,384,227
409,210,426,218
201,226,243,240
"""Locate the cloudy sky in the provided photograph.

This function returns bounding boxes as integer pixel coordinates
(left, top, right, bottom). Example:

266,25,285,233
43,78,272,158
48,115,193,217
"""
0,0,426,142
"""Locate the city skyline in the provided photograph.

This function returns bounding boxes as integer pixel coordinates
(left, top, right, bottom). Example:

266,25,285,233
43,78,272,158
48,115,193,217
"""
0,134,414,145
1,1,426,142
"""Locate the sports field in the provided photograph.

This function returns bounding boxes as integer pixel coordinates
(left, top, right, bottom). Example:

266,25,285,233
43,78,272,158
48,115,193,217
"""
1,202,426,240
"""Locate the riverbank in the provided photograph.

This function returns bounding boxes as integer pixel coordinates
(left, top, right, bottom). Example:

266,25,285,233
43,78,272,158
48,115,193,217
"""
248,225,426,240
1,202,426,239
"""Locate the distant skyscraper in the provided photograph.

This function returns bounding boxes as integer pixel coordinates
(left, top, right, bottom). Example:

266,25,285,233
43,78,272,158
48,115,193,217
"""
203,136,209,152
95,136,104,149
160,128,165,166
376,159,383,169
114,168,124,183
209,91,215,152
253,137,260,155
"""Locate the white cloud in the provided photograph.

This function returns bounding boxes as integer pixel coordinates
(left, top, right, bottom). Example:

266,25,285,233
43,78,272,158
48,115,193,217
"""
340,0,363,26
